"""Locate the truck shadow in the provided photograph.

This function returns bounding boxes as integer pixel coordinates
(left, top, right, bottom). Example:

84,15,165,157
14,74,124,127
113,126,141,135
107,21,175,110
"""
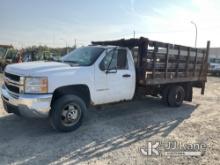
0,97,199,165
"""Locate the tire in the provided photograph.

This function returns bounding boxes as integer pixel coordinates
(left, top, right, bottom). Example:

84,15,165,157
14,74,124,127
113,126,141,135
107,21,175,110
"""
50,95,86,132
168,86,185,107
161,85,170,105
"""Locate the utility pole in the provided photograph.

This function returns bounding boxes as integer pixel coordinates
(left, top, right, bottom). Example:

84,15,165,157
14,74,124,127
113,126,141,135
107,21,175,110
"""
190,21,197,48
133,30,136,38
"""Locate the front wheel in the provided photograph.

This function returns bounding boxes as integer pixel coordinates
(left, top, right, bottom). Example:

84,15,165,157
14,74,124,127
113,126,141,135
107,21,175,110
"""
50,95,86,132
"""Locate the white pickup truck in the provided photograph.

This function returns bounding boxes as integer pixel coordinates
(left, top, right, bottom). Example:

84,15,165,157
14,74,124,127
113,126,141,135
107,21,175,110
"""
1,37,210,132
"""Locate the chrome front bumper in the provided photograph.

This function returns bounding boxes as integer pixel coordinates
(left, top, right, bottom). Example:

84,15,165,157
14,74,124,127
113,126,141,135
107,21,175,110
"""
1,85,52,118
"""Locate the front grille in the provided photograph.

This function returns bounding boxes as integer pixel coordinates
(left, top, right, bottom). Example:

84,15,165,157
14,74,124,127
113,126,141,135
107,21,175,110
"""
4,72,20,82
5,83,20,93
4,72,23,94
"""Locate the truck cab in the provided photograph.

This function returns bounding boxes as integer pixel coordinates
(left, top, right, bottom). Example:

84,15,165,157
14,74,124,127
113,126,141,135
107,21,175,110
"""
2,45,136,131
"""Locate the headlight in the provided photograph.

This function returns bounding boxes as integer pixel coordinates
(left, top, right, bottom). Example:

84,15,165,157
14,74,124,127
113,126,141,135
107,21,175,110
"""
25,77,48,93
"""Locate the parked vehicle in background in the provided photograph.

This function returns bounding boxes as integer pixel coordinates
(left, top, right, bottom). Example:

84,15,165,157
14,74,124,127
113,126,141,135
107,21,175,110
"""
22,50,54,62
0,48,58,72
1,37,210,132
0,45,14,72
208,58,220,76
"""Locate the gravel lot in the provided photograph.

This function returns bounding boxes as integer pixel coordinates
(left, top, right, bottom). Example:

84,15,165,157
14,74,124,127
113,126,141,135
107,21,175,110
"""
0,75,219,165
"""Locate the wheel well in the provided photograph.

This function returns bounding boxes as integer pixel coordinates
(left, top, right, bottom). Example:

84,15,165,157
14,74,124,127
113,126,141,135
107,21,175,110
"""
51,85,91,107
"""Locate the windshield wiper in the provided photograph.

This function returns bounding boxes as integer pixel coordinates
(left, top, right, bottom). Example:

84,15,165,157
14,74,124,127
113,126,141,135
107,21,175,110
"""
62,60,81,66
63,60,79,64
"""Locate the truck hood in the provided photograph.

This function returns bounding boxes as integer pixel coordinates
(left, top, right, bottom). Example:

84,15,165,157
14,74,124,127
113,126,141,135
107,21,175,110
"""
5,61,71,76
5,61,94,93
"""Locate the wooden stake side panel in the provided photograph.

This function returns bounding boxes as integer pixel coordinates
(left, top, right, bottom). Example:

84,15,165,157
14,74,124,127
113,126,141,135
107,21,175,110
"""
92,37,210,86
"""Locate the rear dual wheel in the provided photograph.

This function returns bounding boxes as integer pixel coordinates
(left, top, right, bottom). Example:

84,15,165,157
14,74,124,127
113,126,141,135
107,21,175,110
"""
162,85,185,107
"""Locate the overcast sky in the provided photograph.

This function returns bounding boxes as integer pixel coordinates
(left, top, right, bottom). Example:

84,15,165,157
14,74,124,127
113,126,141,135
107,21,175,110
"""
0,0,220,48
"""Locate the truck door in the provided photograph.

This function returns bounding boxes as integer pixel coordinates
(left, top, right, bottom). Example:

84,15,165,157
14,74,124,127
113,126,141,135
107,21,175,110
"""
95,48,134,104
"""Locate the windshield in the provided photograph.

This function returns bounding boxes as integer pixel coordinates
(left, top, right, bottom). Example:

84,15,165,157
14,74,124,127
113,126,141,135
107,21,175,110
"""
61,47,105,66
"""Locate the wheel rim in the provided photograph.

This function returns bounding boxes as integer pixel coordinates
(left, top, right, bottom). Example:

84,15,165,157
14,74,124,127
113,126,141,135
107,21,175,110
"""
61,103,81,127
175,90,183,103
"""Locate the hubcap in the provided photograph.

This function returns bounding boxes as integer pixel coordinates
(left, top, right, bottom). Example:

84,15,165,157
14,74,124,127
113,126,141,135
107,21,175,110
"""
67,108,78,120
61,103,81,126
175,91,182,103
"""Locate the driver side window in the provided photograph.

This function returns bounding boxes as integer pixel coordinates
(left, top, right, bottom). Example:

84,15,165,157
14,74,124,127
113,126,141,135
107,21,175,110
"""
100,49,127,71
100,49,117,70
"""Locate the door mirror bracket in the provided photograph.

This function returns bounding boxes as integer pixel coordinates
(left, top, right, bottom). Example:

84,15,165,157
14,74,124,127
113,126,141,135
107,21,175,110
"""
105,67,117,74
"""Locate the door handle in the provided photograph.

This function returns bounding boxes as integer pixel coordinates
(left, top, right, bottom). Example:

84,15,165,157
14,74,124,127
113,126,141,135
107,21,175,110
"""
122,74,131,78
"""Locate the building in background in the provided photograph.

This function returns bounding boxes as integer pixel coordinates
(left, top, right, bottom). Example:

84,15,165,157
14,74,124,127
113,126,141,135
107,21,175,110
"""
209,48,220,59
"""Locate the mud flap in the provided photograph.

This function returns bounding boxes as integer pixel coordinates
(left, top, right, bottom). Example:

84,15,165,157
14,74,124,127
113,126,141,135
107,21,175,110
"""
184,83,193,101
201,81,206,95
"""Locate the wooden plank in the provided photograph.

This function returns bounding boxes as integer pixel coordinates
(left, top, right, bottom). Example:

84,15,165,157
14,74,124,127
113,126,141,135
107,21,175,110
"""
152,44,157,79
149,40,191,52
146,52,204,63
204,41,210,77
141,41,149,83
138,45,143,67
193,49,198,76
165,44,169,78
146,71,201,79
137,39,148,83
145,62,202,71
199,50,206,77
175,46,181,77
185,47,190,76
201,41,210,95
92,37,205,54
145,76,207,85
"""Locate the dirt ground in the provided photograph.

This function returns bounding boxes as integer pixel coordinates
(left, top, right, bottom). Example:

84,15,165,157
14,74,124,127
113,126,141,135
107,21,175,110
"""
0,75,219,165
